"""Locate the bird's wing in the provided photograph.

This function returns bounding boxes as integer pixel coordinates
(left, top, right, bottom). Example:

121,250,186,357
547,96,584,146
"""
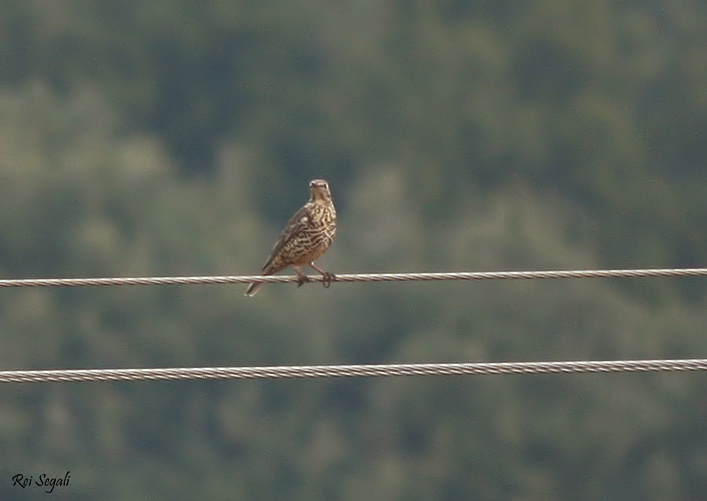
261,205,311,271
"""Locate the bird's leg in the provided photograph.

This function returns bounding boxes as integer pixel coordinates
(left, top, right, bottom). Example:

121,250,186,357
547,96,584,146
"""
294,266,311,287
309,262,336,288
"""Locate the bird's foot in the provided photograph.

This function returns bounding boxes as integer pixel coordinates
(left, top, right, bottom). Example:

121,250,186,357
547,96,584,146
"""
321,272,336,288
296,274,311,287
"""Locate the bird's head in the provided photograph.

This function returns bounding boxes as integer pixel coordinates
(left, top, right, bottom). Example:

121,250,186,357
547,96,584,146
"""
309,179,332,202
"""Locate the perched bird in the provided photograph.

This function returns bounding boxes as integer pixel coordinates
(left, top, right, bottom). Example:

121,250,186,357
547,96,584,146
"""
245,179,337,296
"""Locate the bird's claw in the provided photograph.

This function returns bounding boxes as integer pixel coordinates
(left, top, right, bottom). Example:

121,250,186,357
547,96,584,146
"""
295,272,335,288
321,272,335,288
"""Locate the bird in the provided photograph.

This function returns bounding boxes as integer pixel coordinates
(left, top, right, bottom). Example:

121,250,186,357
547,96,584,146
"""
245,179,337,296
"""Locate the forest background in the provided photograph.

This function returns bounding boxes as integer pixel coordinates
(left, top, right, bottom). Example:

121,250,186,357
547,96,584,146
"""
0,1,705,499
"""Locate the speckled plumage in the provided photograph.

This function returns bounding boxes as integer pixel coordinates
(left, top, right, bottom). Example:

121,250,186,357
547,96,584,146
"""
245,179,336,296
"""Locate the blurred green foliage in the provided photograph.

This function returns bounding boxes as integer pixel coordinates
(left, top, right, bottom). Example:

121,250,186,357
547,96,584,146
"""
0,1,705,499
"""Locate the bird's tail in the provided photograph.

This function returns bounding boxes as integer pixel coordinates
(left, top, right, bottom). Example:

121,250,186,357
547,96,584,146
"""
244,281,263,297
244,268,274,297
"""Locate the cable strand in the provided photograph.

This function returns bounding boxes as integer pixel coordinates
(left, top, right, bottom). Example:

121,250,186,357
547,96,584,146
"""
0,267,705,288
1,359,706,383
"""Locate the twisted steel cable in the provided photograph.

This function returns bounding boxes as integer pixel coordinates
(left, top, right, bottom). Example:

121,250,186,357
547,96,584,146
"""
1,268,705,384
0,267,704,288
1,359,706,384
